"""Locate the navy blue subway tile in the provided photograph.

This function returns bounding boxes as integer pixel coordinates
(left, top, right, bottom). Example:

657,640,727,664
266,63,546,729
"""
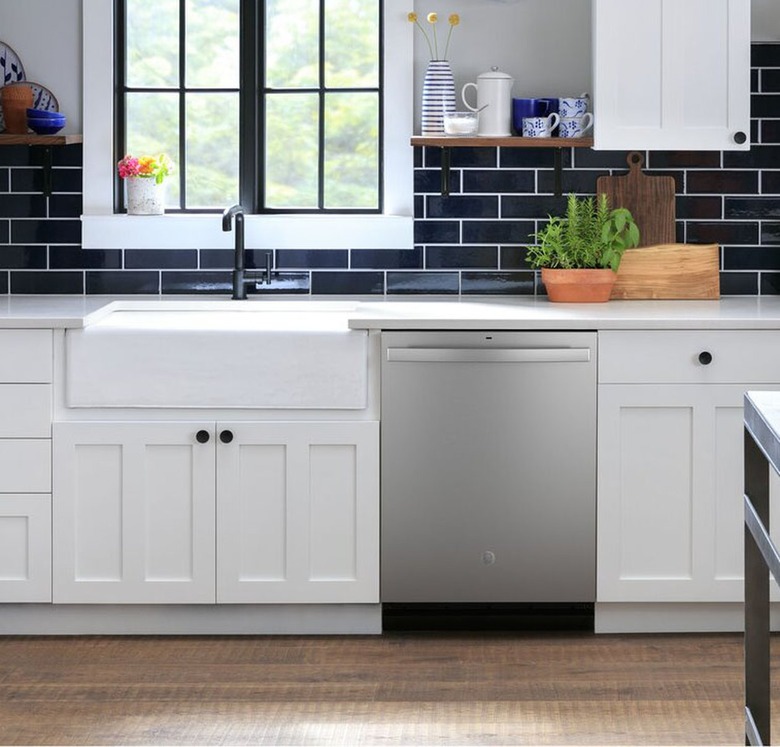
50,246,122,270
572,150,635,169
87,271,159,295
276,249,347,269
413,148,422,168
253,272,310,294
414,220,460,244
0,272,8,294
311,271,385,295
752,119,760,146
461,271,535,295
676,196,722,220
752,43,780,68
501,194,568,219
0,245,46,269
761,272,780,295
762,172,780,194
500,246,532,270
426,195,498,219
426,245,498,269
11,271,83,294
0,194,46,217
161,271,234,294
11,167,82,193
425,147,496,169
724,246,780,270
687,171,758,194
753,68,760,93
649,151,721,169
462,220,535,244
751,94,780,119
0,146,33,167
414,168,460,195
500,148,562,169
724,146,780,170
49,194,82,218
11,218,81,244
0,221,8,243
537,170,603,195
687,221,758,245
725,197,780,219
0,169,8,192
415,194,425,216
125,249,198,270
462,170,535,194
386,271,458,295
199,249,233,269
721,271,757,295
759,120,780,144
760,222,780,245
51,145,83,167
351,248,423,269
758,69,780,95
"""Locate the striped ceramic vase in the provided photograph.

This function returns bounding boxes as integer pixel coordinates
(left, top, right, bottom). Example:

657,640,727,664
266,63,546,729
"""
421,60,456,136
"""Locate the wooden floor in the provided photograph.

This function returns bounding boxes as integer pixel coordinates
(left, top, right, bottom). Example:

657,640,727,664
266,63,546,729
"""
0,631,770,745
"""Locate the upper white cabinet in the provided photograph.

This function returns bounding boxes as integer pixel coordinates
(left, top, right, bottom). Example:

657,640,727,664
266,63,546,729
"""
592,0,751,151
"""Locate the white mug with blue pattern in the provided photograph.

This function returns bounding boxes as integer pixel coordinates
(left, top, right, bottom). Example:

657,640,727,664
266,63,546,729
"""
522,112,560,138
559,93,590,118
559,113,594,138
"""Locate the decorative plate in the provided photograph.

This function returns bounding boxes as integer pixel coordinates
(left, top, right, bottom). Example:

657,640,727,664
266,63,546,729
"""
0,41,25,86
26,82,59,112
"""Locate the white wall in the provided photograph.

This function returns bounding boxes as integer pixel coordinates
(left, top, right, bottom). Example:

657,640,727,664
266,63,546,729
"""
0,0,82,133
0,0,777,138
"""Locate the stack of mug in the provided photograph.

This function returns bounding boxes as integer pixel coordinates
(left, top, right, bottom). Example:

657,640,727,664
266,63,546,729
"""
513,93,593,139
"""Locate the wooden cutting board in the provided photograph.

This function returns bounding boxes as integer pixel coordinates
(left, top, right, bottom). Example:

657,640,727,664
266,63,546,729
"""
611,244,720,300
597,152,676,247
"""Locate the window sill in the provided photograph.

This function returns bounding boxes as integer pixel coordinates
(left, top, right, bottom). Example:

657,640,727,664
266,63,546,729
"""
81,213,414,250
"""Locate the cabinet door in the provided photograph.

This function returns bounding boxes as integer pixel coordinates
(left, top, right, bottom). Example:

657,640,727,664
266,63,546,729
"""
593,0,750,150
0,495,51,602
598,384,780,603
217,421,379,603
53,422,216,604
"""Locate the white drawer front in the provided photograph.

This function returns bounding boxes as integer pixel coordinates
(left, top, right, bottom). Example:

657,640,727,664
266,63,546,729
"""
0,385,51,437
0,330,52,383
599,330,780,384
0,441,51,492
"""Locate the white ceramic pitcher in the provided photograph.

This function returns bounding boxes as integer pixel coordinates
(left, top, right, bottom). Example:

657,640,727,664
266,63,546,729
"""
461,67,514,137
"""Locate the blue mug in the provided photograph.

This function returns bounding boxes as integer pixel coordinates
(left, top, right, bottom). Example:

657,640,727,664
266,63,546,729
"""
512,98,549,135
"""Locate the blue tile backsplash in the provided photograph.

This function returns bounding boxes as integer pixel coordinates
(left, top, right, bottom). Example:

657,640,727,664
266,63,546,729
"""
3,42,780,296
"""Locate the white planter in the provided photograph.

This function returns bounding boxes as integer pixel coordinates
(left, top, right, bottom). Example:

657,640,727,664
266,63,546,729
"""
126,177,165,215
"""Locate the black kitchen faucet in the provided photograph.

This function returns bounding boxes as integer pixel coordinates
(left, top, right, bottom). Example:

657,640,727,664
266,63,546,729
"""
221,204,272,299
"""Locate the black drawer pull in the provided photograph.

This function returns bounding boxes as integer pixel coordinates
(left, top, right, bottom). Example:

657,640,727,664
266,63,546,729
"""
195,429,210,443
698,351,713,365
219,430,234,444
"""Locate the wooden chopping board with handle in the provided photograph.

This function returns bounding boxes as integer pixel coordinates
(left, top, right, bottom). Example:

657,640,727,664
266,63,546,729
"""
597,152,676,247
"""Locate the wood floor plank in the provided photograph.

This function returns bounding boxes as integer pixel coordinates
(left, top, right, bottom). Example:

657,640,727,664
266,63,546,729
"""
0,632,770,745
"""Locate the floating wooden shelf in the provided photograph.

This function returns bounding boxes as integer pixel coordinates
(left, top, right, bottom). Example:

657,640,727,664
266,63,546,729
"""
410,136,594,197
0,133,83,195
410,136,593,148
0,133,83,146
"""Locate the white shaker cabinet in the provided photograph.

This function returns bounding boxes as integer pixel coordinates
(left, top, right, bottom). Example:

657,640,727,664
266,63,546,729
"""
0,330,52,603
597,330,780,605
53,420,379,605
592,0,750,151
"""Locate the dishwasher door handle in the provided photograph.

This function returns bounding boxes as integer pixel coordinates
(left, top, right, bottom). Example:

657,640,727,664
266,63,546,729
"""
386,347,591,363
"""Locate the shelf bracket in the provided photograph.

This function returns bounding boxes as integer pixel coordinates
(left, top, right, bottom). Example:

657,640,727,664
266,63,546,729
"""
553,148,563,198
32,145,54,197
440,147,451,197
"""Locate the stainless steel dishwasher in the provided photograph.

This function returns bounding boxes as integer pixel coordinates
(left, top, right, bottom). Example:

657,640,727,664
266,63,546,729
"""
381,330,596,604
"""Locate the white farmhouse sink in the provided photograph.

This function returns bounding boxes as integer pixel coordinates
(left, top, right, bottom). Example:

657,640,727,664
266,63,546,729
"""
65,302,368,409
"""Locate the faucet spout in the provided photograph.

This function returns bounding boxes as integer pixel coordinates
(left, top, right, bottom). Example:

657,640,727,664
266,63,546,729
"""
221,205,271,299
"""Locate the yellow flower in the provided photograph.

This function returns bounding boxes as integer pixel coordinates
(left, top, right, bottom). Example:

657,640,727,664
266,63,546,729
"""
407,11,417,22
448,13,460,26
427,12,438,23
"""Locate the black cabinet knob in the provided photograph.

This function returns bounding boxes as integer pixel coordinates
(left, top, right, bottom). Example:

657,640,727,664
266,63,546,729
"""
734,131,747,145
195,429,210,443
698,351,713,365
219,430,234,444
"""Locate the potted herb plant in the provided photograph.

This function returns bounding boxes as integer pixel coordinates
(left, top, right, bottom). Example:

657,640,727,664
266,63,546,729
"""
526,193,640,302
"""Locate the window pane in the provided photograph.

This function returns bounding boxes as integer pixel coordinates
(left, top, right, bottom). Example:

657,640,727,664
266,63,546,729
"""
324,92,378,209
265,0,319,89
126,0,179,88
325,0,379,89
265,94,318,208
126,92,180,208
185,93,239,208
185,0,240,89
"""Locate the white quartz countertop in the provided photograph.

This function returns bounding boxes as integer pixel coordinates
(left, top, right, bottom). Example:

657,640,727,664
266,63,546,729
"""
5,295,780,329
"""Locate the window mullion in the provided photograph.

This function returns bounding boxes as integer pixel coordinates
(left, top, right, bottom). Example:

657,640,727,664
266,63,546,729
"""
241,0,259,211
178,0,187,210
318,0,326,210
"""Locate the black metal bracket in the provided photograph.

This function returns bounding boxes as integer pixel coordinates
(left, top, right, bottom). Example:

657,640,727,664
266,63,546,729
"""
440,147,451,197
31,145,54,196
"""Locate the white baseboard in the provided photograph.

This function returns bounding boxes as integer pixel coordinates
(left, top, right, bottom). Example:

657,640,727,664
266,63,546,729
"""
0,604,382,635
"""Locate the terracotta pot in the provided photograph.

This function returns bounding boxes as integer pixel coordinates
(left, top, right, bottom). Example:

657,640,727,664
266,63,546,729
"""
540,267,617,303
1,84,33,134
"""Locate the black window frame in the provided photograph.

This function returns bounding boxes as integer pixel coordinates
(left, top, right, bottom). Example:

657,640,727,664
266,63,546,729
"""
114,0,384,215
